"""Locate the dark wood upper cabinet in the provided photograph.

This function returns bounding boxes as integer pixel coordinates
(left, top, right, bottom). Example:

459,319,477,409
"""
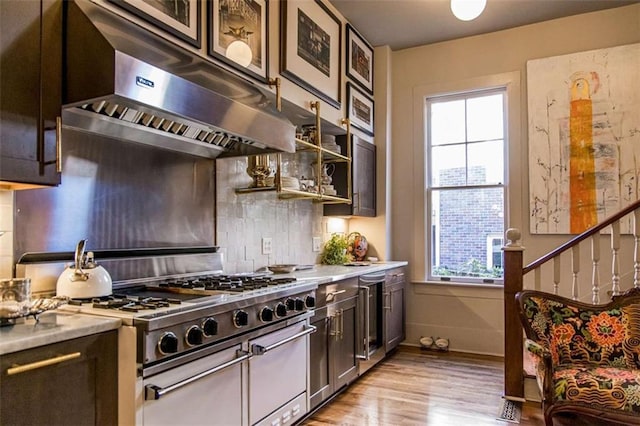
324,135,376,217
0,0,62,188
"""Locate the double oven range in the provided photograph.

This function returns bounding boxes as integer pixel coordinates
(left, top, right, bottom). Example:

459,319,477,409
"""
43,258,319,426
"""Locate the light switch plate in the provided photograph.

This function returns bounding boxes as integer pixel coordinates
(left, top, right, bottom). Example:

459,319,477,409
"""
312,237,322,252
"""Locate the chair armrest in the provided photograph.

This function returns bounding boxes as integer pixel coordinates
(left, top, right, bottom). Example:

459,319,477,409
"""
524,339,554,403
525,339,550,359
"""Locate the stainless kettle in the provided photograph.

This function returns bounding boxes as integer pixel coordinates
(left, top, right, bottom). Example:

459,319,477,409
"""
56,240,112,298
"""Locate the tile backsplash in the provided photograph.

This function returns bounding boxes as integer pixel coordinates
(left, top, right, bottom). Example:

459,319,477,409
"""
216,157,323,274
0,190,13,278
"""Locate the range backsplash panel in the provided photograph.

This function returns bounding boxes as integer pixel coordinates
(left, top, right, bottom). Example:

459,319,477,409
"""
14,128,215,258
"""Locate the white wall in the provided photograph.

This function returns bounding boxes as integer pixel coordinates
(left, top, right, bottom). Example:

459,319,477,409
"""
348,45,394,261
0,190,13,277
391,4,640,355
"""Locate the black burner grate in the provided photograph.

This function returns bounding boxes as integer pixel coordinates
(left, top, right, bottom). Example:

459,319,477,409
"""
69,294,182,312
157,275,297,292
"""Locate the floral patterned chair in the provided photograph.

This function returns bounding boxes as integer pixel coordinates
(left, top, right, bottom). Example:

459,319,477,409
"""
517,288,640,425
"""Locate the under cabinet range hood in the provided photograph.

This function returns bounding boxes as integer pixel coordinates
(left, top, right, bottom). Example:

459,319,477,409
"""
63,0,295,159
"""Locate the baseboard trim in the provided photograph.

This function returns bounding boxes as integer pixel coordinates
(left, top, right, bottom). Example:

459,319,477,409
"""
400,341,503,358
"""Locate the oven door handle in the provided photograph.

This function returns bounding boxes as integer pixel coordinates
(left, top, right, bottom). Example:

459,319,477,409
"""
251,325,317,356
145,349,252,400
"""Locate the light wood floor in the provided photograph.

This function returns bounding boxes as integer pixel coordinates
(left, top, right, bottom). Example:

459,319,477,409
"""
303,346,545,426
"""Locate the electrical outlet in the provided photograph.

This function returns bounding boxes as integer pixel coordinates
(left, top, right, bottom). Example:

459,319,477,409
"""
312,237,322,252
262,237,273,255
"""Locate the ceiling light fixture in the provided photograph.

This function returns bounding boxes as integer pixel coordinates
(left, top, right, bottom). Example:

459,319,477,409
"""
451,0,486,21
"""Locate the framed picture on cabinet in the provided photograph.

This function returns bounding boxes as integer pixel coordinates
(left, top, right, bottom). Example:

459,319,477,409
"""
345,23,373,94
208,0,269,83
280,0,342,109
108,0,201,48
347,82,374,136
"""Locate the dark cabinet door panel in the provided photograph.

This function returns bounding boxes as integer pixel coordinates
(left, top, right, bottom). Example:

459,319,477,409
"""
0,331,118,426
0,0,61,186
324,135,376,217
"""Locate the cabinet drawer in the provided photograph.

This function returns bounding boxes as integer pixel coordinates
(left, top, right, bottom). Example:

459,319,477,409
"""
317,277,359,307
385,268,406,286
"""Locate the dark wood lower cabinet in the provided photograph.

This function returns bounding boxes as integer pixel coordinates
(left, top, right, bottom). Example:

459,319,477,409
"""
0,330,118,426
330,295,359,390
385,267,406,352
309,279,359,411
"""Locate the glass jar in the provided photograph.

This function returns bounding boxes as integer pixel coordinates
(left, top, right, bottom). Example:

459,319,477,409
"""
0,278,31,319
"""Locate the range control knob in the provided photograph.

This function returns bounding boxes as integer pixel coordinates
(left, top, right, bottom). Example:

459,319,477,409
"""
185,325,204,346
304,295,316,308
275,302,287,318
294,298,305,311
202,317,218,337
158,332,179,355
233,310,249,328
285,298,295,311
259,306,274,323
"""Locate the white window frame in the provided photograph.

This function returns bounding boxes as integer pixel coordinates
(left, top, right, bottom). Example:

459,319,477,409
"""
425,88,506,284
410,71,522,287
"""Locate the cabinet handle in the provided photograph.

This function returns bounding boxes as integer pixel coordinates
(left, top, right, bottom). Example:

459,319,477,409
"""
330,310,343,339
55,116,62,172
7,352,81,375
339,308,344,339
329,314,338,337
327,289,346,301
41,116,62,173
383,291,392,310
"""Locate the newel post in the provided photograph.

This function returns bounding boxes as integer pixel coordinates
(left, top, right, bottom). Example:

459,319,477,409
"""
502,228,525,400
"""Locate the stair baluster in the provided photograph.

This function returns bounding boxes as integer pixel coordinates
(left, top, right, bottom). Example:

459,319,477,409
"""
571,245,580,300
591,235,601,304
553,257,560,295
611,221,621,296
634,209,640,288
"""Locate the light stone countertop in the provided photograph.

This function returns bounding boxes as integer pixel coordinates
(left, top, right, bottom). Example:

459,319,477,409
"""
272,261,408,283
0,311,121,355
0,262,407,355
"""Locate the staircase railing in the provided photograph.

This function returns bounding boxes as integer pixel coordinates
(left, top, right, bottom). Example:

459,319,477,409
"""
502,199,640,400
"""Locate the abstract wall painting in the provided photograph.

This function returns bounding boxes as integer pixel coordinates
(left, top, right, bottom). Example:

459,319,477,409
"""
527,43,640,234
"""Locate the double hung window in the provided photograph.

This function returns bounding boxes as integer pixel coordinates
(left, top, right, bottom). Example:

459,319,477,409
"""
426,89,506,284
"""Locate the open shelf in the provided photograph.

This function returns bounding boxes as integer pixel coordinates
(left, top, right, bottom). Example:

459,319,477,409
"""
235,101,352,204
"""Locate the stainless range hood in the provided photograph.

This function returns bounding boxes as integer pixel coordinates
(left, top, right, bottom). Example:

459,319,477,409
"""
63,0,295,159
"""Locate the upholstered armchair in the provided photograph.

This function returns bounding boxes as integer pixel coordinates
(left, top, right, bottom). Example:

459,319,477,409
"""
517,288,640,425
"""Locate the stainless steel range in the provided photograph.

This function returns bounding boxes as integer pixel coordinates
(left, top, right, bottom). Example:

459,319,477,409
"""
66,274,316,365
21,253,318,426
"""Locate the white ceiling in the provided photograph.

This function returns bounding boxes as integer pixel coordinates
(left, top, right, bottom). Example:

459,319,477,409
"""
328,0,638,51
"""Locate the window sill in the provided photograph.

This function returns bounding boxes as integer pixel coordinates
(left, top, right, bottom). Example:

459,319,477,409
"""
411,280,504,300
412,280,503,290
